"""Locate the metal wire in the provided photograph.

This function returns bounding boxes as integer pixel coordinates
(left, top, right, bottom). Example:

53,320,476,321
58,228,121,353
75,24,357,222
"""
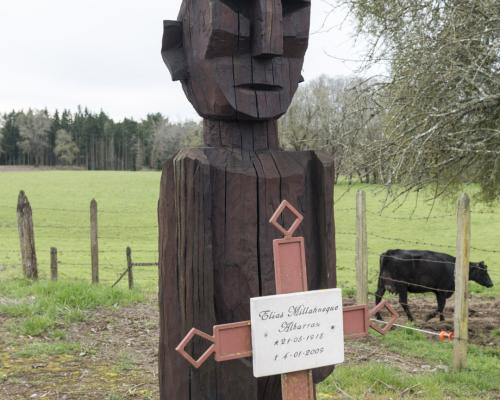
370,318,444,337
374,275,455,293
369,233,499,254
366,211,454,220
369,318,463,343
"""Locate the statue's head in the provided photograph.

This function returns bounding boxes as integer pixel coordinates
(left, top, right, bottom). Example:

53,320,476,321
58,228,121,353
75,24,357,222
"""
162,0,311,121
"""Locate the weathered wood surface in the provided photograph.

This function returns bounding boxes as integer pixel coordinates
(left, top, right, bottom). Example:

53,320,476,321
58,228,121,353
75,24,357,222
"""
127,246,134,290
161,0,310,121
90,199,99,284
281,371,314,400
453,193,470,370
204,120,279,151
355,190,368,305
17,190,38,280
50,247,58,281
159,1,335,399
158,144,335,400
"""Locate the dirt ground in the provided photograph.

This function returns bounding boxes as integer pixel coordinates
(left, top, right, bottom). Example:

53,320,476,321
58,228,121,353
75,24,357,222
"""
1,296,498,399
369,295,500,346
1,299,159,400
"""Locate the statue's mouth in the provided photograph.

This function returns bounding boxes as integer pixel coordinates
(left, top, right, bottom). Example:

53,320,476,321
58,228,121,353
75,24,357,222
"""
236,83,282,92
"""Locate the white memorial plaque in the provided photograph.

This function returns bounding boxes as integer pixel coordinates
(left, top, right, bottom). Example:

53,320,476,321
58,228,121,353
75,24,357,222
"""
250,288,344,377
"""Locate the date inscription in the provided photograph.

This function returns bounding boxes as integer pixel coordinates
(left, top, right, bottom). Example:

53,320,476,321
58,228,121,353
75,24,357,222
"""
250,289,344,377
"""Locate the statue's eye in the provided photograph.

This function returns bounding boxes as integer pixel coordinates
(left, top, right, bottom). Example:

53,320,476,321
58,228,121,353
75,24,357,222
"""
283,0,310,15
282,0,310,58
206,1,251,58
220,0,251,15
222,0,309,16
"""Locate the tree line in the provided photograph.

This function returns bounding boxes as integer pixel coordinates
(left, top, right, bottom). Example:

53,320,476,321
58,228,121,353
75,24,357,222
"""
0,108,201,170
1,0,497,203
2,0,498,204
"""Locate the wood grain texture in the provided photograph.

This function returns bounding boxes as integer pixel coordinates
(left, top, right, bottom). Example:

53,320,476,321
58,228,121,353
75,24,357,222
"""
355,190,368,305
453,193,470,370
127,246,134,290
17,190,38,280
161,0,310,120
50,247,58,281
90,199,99,284
158,147,335,400
204,120,279,151
281,371,314,400
159,2,333,399
253,0,284,57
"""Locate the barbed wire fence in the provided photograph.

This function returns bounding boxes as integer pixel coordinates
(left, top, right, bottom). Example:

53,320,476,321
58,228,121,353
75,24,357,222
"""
0,193,159,288
1,190,498,287
337,204,499,305
340,190,499,370
1,189,498,369
1,190,498,281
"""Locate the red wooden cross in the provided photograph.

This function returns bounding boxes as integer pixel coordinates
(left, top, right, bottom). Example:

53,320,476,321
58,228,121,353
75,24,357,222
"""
176,200,398,399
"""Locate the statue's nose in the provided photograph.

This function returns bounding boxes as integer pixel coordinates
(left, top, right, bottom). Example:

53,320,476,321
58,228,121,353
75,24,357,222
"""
253,0,283,57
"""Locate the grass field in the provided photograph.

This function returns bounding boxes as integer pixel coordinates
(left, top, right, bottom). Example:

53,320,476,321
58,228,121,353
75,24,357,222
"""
1,170,499,399
319,327,500,399
0,170,498,294
0,171,160,288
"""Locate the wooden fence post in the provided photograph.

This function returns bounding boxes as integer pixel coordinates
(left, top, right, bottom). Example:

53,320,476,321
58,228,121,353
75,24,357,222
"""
50,247,58,281
127,246,134,290
355,190,368,305
453,193,470,370
17,191,38,280
90,199,99,284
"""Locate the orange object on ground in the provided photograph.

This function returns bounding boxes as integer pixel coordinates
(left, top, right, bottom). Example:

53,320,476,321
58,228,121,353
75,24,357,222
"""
439,331,454,341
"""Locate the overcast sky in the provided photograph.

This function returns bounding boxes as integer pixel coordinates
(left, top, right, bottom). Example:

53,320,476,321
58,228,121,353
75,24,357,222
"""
0,0,371,122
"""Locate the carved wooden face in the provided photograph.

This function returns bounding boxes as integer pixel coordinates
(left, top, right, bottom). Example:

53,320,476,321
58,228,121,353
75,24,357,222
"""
162,0,311,120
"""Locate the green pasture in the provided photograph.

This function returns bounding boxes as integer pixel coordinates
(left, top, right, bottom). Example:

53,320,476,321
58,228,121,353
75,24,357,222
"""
0,171,160,288
0,170,498,295
318,328,500,399
333,183,499,297
0,170,499,399
0,279,143,336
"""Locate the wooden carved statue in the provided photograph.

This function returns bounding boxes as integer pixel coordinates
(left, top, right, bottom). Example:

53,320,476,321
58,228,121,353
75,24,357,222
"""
158,1,336,399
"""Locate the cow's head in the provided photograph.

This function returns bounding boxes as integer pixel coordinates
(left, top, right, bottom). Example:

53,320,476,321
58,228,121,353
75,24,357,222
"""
469,261,493,288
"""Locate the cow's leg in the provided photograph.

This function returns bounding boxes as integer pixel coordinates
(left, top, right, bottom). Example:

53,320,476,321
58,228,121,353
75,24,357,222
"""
437,292,447,321
375,277,386,320
398,287,414,322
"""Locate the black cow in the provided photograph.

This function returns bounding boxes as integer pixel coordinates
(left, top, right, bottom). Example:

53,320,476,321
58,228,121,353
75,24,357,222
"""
375,249,493,321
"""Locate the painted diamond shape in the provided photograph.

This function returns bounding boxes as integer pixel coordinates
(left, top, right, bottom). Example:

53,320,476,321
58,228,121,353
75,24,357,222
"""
369,301,399,335
269,200,304,238
175,328,215,368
